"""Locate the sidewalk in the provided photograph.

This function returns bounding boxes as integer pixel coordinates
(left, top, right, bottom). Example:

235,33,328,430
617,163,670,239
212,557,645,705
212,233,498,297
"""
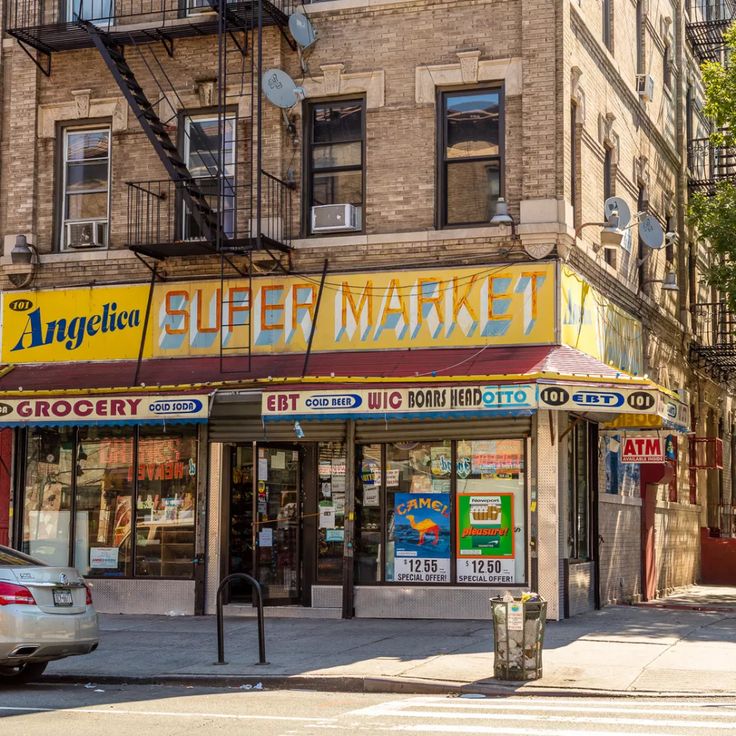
45,585,736,697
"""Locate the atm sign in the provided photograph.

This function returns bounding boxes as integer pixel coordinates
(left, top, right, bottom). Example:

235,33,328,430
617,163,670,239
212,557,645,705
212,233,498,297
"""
621,437,664,464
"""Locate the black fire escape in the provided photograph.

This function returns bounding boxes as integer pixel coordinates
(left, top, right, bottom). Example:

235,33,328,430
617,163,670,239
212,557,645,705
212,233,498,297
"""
685,1,736,380
4,0,299,371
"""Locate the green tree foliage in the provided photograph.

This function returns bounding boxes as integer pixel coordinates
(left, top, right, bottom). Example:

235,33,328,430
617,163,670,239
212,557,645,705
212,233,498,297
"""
689,24,736,309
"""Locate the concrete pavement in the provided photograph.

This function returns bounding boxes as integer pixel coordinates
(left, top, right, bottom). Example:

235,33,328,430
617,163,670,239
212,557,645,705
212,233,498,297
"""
45,585,736,697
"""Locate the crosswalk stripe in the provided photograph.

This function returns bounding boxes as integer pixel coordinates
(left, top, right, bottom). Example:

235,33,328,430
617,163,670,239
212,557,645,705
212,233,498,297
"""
384,698,736,719
348,707,735,731
356,723,724,736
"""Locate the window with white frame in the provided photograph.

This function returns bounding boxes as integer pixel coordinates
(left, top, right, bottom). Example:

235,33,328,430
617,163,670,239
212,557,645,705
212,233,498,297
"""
65,0,113,23
182,114,236,240
61,127,110,250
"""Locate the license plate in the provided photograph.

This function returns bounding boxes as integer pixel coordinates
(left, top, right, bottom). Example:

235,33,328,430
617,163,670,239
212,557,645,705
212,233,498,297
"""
52,588,73,607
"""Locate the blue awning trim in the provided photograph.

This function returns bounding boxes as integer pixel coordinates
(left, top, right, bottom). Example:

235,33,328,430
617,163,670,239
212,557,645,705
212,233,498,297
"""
0,418,207,428
263,409,536,422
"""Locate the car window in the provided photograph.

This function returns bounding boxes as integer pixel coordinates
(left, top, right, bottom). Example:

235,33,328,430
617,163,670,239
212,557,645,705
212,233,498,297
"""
0,546,46,567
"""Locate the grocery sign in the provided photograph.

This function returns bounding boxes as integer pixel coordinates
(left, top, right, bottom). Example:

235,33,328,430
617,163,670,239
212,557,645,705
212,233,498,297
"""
0,394,208,426
621,436,665,464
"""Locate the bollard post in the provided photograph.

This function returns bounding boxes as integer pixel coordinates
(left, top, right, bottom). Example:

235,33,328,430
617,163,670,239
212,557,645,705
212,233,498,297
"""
215,573,268,666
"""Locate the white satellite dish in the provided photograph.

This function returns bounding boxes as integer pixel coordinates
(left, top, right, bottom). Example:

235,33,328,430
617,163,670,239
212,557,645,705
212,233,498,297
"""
289,11,317,49
638,213,665,249
604,196,631,228
262,68,305,109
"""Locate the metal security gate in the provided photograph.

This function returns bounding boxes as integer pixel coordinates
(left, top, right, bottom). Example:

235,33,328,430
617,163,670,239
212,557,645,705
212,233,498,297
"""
355,416,533,443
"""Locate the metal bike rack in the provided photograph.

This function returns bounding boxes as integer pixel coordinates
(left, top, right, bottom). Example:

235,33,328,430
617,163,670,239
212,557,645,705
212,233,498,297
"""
215,573,268,665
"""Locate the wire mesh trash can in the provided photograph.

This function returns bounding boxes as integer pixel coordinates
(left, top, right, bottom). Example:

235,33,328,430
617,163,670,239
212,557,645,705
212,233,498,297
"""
491,596,547,680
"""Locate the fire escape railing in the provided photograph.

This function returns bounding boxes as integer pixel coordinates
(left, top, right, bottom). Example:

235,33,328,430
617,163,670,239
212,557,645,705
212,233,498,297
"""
691,302,736,378
686,0,736,63
126,172,294,258
687,137,736,193
4,0,293,54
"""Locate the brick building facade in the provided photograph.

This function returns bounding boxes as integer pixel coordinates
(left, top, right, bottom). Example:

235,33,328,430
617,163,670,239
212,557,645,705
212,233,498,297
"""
0,0,731,618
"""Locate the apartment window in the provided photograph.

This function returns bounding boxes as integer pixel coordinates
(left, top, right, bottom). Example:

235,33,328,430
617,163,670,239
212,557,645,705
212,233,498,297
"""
66,0,113,22
182,114,236,240
570,101,579,228
603,145,615,266
663,43,673,91
61,127,110,250
439,88,502,227
306,99,364,234
637,185,648,287
602,0,613,51
636,0,645,74
567,421,592,560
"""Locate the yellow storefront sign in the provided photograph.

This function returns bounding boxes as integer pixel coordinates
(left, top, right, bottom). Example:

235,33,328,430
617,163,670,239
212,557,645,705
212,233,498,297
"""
561,266,643,376
154,263,556,358
1,263,557,364
2,284,150,363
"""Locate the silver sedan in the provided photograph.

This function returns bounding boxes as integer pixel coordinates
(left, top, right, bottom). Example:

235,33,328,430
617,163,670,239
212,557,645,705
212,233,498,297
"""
0,545,99,684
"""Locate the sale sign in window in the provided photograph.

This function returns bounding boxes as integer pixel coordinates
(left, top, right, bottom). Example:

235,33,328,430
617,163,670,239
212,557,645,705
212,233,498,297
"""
391,492,451,582
456,492,515,584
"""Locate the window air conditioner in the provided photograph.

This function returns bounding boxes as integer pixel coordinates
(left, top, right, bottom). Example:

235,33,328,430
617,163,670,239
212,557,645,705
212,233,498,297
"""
636,74,655,103
66,221,106,249
311,204,361,233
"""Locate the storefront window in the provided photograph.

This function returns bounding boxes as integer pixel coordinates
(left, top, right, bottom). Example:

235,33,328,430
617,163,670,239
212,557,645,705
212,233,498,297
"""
22,428,75,566
386,441,452,583
317,442,347,583
567,422,591,560
356,444,382,583
355,438,527,586
456,439,525,585
20,425,199,579
135,428,198,578
74,428,134,576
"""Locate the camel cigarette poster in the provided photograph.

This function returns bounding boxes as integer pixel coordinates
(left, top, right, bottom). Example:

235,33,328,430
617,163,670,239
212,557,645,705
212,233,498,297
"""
456,493,516,584
392,493,451,582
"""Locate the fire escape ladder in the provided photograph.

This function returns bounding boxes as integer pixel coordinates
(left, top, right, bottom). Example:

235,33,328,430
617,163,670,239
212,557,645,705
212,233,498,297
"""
80,21,223,251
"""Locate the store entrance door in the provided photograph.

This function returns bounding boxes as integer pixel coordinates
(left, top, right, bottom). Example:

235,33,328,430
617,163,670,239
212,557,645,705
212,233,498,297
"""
254,445,301,604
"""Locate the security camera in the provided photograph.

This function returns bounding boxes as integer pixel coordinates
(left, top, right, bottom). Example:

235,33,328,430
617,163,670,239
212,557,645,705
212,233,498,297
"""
665,231,678,246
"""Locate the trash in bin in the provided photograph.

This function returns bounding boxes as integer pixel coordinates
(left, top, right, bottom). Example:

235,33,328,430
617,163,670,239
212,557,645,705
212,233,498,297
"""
491,592,547,681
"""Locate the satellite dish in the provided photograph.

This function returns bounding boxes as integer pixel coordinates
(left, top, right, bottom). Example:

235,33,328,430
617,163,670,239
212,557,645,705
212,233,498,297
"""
289,12,317,49
638,214,665,249
262,69,305,109
604,196,631,229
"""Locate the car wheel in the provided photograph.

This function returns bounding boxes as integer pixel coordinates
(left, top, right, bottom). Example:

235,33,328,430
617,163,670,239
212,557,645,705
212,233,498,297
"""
0,661,48,685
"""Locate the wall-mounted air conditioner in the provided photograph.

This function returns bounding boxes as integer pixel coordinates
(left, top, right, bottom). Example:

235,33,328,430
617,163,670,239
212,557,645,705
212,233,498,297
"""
636,74,655,103
66,221,106,249
311,204,361,233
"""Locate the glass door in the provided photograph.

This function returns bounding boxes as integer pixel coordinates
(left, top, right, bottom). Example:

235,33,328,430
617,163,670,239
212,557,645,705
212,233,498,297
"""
255,446,301,604
228,445,255,601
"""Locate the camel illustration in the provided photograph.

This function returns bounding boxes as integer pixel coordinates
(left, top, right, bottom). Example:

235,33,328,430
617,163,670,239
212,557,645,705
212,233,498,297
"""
405,515,440,545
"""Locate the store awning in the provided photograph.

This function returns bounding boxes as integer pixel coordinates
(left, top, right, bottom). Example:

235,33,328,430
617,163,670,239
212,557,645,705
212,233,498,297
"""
0,345,687,430
0,344,646,395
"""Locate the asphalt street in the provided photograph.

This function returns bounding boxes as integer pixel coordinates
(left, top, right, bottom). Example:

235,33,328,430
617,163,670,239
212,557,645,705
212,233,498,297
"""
0,683,735,736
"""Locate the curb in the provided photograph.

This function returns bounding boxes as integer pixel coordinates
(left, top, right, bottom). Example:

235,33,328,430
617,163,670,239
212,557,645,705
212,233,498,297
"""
40,672,736,699
633,602,736,614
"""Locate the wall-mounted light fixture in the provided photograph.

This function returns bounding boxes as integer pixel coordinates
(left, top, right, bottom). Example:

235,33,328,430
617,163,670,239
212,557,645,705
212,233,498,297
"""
642,271,679,292
490,197,516,234
7,235,39,289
